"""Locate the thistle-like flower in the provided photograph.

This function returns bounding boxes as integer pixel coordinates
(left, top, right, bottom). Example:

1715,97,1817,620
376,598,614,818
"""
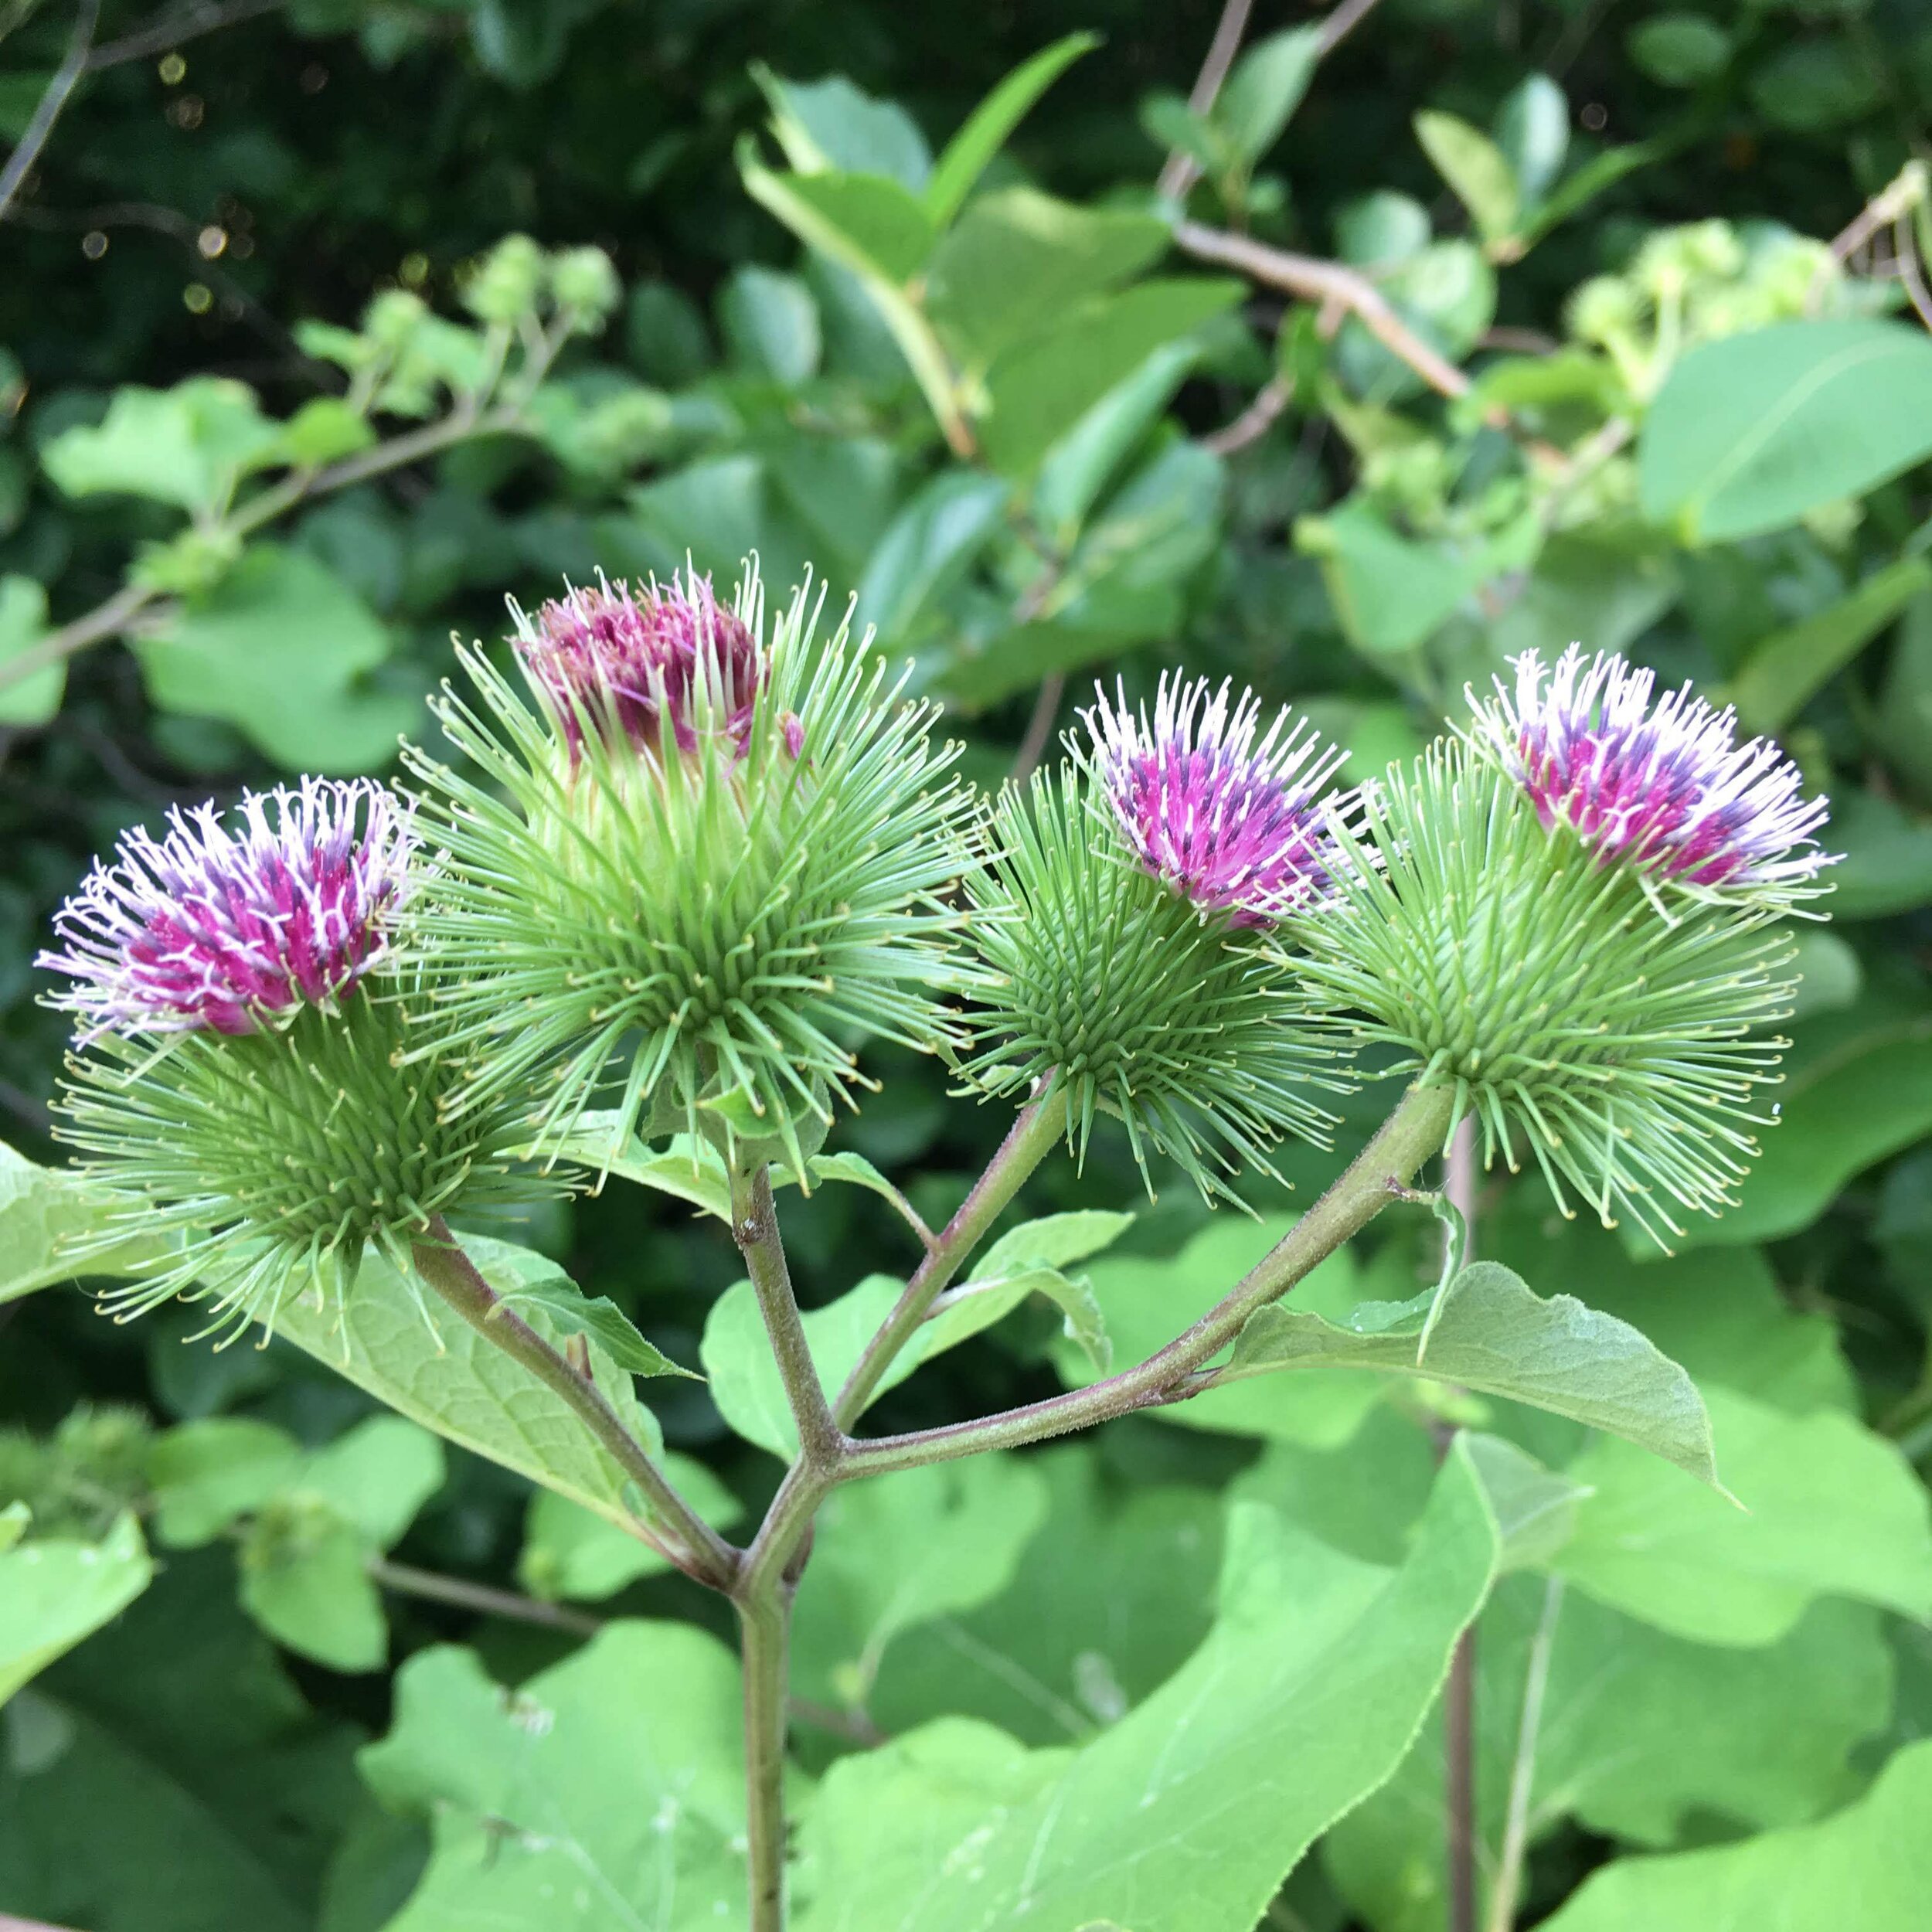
1465,646,1834,903
39,778,411,1039
1289,741,1804,1247
961,761,1346,1206
1083,675,1347,926
408,560,977,1174
513,572,768,757
42,782,547,1342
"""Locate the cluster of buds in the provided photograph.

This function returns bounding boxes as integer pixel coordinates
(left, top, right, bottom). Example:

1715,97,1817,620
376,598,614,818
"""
40,548,1835,1342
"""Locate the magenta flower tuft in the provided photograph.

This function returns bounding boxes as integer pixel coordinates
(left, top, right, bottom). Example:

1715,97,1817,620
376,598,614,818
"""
513,570,766,757
39,779,413,1039
1467,646,1835,895
1083,675,1349,927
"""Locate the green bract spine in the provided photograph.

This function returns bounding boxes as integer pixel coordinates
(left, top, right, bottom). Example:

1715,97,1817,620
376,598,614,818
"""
406,570,978,1173
1289,741,1798,1244
960,767,1346,1205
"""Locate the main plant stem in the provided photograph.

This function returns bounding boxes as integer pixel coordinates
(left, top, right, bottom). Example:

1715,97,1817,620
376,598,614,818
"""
738,1586,793,1932
1443,1115,1481,1932
410,1216,738,1591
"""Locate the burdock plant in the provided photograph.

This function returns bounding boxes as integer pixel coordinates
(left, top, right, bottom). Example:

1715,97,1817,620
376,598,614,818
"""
40,560,1834,1931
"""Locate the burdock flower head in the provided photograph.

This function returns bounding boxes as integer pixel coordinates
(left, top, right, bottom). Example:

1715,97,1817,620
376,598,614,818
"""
1084,674,1347,926
1465,645,1835,906
41,781,546,1341
409,559,977,1174
1291,650,1833,1245
962,679,1352,1204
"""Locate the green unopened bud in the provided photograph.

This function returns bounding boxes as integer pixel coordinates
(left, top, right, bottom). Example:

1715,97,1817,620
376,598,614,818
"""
549,247,622,327
464,234,546,327
131,526,243,597
1567,276,1640,345
363,289,428,354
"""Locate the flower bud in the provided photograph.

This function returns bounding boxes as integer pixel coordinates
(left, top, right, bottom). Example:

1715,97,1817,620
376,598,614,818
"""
363,289,428,355
549,246,622,325
463,234,546,327
39,781,549,1342
407,562,977,1174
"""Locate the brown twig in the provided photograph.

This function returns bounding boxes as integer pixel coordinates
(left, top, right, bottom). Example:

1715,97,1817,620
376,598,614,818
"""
1155,0,1253,201
85,0,283,69
1011,672,1066,784
1200,374,1292,455
0,0,100,221
368,1556,605,1638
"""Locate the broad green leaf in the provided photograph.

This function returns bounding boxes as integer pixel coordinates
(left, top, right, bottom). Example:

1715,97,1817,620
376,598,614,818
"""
1414,109,1519,245
978,277,1243,475
1628,14,1732,87
750,173,934,284
792,1456,1051,1707
870,1447,1223,1744
1786,926,1862,1021
971,1210,1136,1280
42,378,279,511
495,1268,702,1382
1032,340,1198,542
754,66,931,189
1539,1738,1932,1932
0,1142,170,1305
1555,1384,1932,1645
1326,1583,1894,1930
701,1272,902,1458
0,1513,151,1704
1512,139,1663,253
274,1237,665,1535
135,544,413,772
923,32,1098,226
1489,534,1680,664
1214,26,1321,167
276,396,375,468
362,1625,752,1930
1638,320,1932,543
1226,1259,1723,1488
149,1417,303,1548
775,1151,924,1235
1729,553,1932,732
518,1452,741,1603
1060,1216,1401,1447
1460,1432,1587,1571
854,471,1011,645
795,1440,1508,1932
1335,240,1497,399
1495,73,1568,206
0,574,57,726
300,1416,445,1549
1335,190,1432,266
1828,788,1932,920
924,189,1171,364
239,1508,387,1673
716,264,822,383
556,1120,733,1220
1669,989,1932,1249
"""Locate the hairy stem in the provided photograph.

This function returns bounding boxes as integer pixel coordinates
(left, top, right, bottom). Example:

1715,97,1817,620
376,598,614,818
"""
367,1555,604,1638
1444,1114,1481,1932
410,1216,739,1591
732,1162,842,1467
843,1081,1457,1476
833,1083,1069,1430
738,1588,793,1932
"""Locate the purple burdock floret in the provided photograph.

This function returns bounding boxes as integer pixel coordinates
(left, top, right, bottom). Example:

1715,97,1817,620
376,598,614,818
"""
39,778,413,1039
1084,675,1349,927
1468,645,1835,893
513,570,767,757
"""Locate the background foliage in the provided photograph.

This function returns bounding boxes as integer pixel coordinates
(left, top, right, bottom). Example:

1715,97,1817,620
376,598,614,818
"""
4,0,1932,1927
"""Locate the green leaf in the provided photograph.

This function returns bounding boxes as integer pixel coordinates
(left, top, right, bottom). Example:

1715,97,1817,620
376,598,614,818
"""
716,264,822,384
517,1452,741,1603
0,1513,152,1704
273,1237,665,1535
1669,990,1932,1249
1032,340,1199,542
1413,109,1519,245
555,1120,734,1220
239,1507,387,1673
795,1440,1508,1932
1213,26,1321,167
748,172,936,284
924,189,1172,366
1326,1583,1894,1929
870,1446,1223,1744
299,1415,445,1549
792,1457,1051,1707
1628,14,1732,87
1060,1216,1400,1447
1335,240,1496,398
1226,1259,1723,1488
1729,552,1932,732
923,32,1099,228
135,544,413,773
149,1418,303,1548
753,66,931,189
1555,1384,1932,1645
1494,73,1569,207
854,471,1012,645
496,1268,702,1381
978,277,1243,476
275,396,376,468
1539,1739,1932,1932
0,1142,169,1306
0,574,57,726
1823,787,1932,920
42,378,279,511
362,1626,751,1930
1512,139,1664,252
1638,320,1932,543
